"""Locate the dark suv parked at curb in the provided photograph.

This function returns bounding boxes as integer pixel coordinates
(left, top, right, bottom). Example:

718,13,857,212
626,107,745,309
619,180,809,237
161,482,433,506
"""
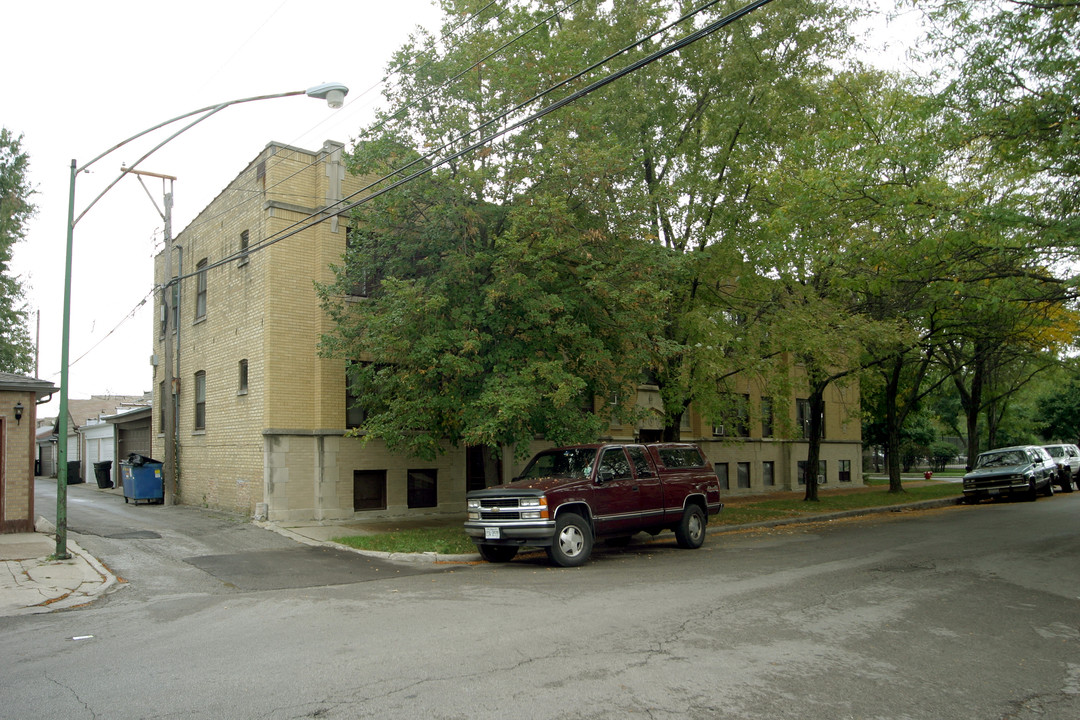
962,445,1057,503
1042,443,1080,493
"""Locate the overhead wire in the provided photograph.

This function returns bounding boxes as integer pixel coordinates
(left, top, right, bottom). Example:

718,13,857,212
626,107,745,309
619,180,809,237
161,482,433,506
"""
162,0,513,251
186,0,774,282
54,1,516,375
61,290,155,375
61,0,775,377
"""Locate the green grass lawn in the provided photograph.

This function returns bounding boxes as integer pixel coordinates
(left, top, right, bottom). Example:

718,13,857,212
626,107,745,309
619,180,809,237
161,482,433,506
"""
331,482,964,555
718,483,962,526
333,527,477,555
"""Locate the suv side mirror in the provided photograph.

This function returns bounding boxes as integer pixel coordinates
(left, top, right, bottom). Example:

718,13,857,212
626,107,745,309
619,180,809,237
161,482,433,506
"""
598,468,615,483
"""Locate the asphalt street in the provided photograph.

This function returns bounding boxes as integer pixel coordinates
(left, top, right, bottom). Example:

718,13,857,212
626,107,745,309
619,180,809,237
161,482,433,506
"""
2,481,1079,719
31,481,450,603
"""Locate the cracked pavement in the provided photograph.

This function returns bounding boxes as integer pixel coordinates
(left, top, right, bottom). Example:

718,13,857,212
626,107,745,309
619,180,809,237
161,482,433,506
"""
2,483,1079,718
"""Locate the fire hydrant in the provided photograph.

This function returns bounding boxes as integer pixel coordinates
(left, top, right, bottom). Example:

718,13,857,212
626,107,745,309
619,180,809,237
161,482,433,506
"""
924,470,933,480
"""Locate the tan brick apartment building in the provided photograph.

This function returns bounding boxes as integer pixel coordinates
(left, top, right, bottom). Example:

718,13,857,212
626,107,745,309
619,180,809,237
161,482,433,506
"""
153,140,862,522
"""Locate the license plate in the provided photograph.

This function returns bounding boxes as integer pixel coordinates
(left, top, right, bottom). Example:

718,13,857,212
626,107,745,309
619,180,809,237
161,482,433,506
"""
485,527,500,540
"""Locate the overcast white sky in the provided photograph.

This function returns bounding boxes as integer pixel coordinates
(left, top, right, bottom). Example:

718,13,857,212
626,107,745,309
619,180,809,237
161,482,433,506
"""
4,0,915,418
4,0,446,416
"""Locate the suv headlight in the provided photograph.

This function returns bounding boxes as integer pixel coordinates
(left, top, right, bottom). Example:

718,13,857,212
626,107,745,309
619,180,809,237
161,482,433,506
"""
519,495,549,519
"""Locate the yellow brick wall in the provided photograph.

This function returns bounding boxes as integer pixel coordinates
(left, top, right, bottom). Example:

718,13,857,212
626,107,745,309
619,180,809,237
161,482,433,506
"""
2,391,38,532
152,141,406,519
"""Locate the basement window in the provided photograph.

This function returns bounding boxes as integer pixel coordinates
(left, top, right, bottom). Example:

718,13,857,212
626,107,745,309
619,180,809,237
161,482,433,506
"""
407,469,438,509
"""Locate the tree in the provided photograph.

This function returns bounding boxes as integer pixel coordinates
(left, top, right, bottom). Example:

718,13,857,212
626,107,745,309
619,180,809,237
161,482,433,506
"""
1035,373,1080,443
746,67,973,497
320,181,667,461
322,0,861,464
910,0,1079,258
0,128,36,375
599,0,862,440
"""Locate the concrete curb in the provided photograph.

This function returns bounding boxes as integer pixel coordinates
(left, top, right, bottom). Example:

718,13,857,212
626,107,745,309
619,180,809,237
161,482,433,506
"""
262,496,965,564
0,517,120,616
255,521,479,564
711,496,964,533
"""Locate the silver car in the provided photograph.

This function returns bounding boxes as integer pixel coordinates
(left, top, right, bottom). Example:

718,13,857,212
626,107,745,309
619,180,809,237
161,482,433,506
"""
1042,443,1079,492
962,445,1057,503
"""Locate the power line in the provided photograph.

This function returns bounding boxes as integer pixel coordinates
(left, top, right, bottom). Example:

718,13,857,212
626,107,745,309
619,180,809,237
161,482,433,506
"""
167,1,533,247
48,291,154,378
44,3,549,380
58,0,776,380
196,0,776,279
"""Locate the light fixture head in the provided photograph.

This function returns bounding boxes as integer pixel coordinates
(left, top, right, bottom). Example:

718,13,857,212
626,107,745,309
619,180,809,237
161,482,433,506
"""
13,401,24,425
305,82,349,109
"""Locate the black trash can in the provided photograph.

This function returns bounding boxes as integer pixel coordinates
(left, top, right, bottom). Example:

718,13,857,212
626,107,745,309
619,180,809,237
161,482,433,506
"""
94,460,114,489
67,460,83,484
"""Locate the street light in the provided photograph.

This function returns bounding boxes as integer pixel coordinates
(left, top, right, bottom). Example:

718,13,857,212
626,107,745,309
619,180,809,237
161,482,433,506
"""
54,83,349,559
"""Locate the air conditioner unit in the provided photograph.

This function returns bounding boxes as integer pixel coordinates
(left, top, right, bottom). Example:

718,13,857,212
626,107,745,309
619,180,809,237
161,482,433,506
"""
150,354,159,367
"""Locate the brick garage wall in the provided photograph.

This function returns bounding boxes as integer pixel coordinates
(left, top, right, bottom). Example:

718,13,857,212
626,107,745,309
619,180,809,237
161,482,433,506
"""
2,391,37,533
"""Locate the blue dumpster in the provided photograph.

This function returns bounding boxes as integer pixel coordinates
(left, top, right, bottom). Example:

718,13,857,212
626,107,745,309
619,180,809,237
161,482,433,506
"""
120,460,164,504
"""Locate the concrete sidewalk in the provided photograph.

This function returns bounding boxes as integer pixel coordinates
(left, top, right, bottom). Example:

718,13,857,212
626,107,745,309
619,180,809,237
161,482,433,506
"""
0,518,119,617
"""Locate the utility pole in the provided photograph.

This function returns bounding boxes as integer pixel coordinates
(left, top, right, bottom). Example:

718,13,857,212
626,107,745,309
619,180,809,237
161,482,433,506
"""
162,190,177,506
130,168,179,505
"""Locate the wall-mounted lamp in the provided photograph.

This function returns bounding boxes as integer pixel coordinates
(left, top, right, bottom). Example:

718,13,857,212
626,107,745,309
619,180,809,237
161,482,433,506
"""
14,402,24,425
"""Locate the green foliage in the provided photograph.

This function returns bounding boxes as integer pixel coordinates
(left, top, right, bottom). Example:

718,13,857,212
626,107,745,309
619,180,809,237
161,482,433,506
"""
0,128,35,375
1035,376,1080,443
911,0,1079,240
322,131,668,459
321,0,865,456
927,441,958,472
321,0,1079,468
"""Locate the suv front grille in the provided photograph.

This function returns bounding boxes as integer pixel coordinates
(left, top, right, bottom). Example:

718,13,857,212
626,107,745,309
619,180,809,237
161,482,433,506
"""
479,498,520,509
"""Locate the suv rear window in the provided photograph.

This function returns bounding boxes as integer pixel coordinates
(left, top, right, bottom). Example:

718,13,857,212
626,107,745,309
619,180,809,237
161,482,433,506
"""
657,447,706,468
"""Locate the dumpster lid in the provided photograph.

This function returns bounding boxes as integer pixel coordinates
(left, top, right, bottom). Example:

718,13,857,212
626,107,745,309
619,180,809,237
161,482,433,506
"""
127,453,161,466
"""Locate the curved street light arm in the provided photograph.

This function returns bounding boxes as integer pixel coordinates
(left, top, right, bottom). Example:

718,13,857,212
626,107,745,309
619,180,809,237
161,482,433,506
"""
73,89,312,227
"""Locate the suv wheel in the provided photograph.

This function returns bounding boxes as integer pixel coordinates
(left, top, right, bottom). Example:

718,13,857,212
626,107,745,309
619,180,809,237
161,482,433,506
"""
547,513,593,567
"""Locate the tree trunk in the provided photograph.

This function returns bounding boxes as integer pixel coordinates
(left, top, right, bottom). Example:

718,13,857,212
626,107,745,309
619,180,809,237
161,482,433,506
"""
882,358,906,494
655,373,690,442
803,386,826,502
958,350,985,468
484,445,501,487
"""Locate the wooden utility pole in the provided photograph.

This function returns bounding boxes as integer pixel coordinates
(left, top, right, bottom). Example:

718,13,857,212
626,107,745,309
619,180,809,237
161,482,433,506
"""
130,168,178,504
